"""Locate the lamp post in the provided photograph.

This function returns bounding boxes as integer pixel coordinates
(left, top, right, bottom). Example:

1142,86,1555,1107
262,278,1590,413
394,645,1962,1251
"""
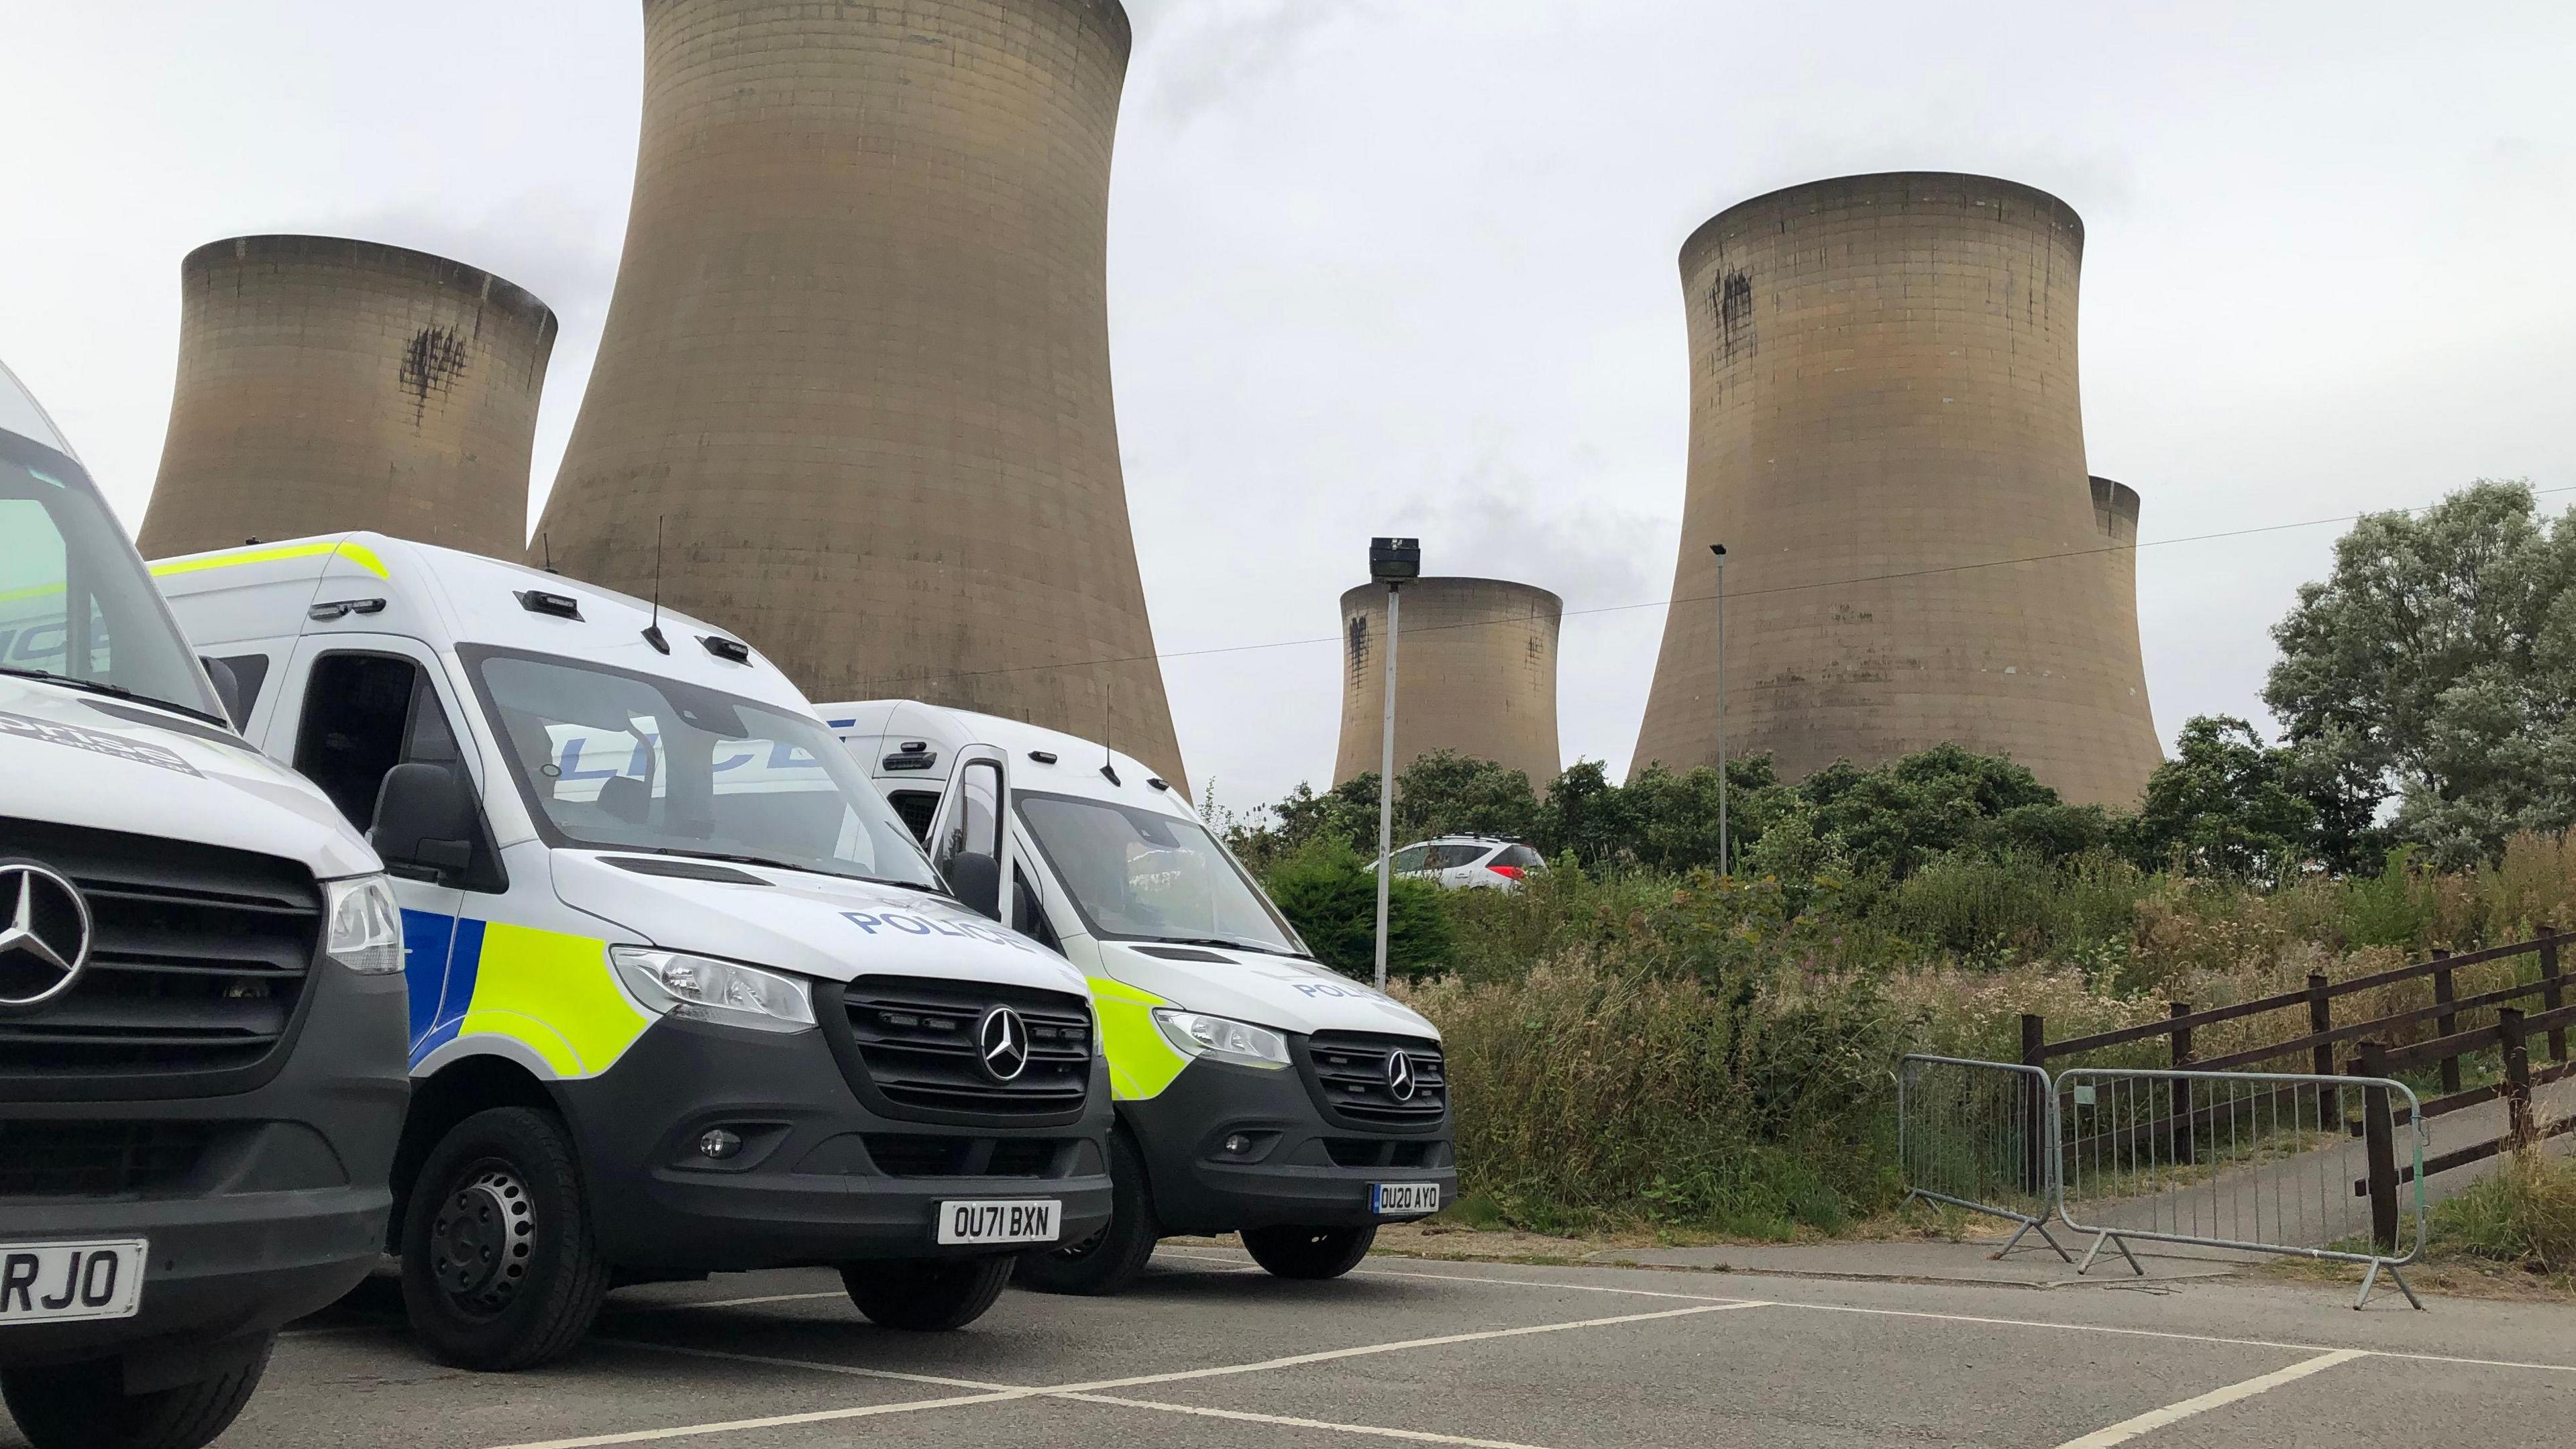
1368,536,1421,991
1710,543,1728,877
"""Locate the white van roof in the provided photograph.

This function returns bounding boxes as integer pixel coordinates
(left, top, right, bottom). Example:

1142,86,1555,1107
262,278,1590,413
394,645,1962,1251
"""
154,531,810,711
0,354,75,456
818,699,1193,819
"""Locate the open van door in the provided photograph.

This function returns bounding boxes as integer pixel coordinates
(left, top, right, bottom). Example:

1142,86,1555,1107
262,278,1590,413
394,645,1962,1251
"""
926,743,1012,928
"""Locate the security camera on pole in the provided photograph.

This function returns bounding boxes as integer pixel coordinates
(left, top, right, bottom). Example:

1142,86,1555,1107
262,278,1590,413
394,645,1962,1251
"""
1368,537,1421,991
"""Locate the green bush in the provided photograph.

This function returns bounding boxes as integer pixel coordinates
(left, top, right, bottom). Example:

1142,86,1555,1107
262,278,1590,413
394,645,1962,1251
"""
1261,835,1453,983
2427,1148,2576,1277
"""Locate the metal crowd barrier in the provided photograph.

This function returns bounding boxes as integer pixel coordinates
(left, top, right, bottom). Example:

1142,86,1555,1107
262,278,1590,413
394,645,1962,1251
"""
1898,1057,2432,1309
1896,1054,2070,1263
2053,1067,2431,1309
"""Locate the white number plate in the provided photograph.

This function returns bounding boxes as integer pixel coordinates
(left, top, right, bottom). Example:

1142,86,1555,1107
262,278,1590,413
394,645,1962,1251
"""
934,1199,1061,1246
0,1240,146,1326
1371,1182,1441,1216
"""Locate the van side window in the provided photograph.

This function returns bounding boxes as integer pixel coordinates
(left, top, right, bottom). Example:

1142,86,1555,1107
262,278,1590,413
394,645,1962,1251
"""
212,653,270,727
885,790,940,845
294,653,466,832
1012,864,1061,953
1389,845,1432,873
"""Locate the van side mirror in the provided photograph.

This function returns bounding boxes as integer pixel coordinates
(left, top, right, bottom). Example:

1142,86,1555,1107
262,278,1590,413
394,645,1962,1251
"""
373,762,480,884
947,851,1002,922
199,655,244,730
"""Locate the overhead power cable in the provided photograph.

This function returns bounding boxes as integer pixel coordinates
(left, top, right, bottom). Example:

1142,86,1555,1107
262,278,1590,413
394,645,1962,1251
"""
861,483,2576,693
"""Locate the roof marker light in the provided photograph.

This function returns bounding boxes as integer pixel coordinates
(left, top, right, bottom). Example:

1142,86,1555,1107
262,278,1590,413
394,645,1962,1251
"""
515,589,583,621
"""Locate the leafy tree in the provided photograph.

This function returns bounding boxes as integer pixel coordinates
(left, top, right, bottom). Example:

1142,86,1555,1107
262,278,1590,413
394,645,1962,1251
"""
1386,749,1543,843
1260,835,1453,982
2265,481,2576,868
2125,715,2319,876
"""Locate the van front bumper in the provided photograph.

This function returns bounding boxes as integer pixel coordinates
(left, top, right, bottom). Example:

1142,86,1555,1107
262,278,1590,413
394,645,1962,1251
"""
1120,1060,1455,1236
557,1016,1113,1272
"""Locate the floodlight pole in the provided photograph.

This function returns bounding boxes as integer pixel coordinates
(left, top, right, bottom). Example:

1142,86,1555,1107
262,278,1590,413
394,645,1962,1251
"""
1373,581,1401,991
1711,543,1729,877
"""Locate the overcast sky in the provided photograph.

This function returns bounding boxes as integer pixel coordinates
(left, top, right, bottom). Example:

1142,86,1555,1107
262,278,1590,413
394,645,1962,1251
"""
4,2,2569,814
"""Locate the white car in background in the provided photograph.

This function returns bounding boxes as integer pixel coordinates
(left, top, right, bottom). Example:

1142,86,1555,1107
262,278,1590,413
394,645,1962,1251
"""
1387,837,1546,892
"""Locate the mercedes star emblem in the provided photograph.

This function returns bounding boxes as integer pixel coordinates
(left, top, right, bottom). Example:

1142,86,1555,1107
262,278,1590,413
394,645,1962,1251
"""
0,861,93,1013
977,1006,1030,1083
1385,1049,1417,1102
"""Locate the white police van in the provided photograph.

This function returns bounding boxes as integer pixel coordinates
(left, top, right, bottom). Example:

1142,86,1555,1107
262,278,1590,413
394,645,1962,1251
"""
1,361,409,1449
818,700,1455,1294
154,535,1112,1369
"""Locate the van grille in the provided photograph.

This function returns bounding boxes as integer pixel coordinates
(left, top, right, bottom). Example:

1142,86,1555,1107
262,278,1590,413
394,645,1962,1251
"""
836,977,1091,1120
861,1134,1071,1178
0,1121,213,1196
1321,1137,1444,1169
1298,1032,1448,1129
0,818,321,1098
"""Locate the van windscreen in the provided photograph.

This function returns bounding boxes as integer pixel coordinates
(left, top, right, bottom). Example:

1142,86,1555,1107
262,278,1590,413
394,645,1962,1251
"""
462,646,939,890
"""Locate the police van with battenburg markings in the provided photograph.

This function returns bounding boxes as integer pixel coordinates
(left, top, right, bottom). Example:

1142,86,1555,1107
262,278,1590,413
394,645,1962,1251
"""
1,360,409,1449
818,700,1456,1295
154,533,1113,1370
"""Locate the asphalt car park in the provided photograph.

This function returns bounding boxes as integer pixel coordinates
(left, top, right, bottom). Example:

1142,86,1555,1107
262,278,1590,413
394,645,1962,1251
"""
22,1246,2569,1449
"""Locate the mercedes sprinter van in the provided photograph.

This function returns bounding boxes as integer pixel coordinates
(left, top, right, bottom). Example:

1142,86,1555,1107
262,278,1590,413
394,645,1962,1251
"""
1,361,408,1449
156,536,1112,1369
818,701,1455,1295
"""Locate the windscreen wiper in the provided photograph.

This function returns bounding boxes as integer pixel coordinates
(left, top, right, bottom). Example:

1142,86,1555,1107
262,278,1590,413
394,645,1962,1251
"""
0,665,229,727
655,847,947,895
1155,936,1297,957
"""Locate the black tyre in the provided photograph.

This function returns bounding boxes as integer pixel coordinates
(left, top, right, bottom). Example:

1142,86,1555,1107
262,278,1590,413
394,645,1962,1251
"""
1014,1130,1159,1297
839,1256,1014,1331
1241,1223,1377,1280
399,1106,610,1371
1,1336,272,1449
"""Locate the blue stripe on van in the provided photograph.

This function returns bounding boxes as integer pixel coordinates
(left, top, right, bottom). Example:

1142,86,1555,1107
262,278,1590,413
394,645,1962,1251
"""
409,916,488,1068
400,908,455,1050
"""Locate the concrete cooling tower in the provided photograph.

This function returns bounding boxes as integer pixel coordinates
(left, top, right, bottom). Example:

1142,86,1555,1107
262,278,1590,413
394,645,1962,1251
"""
533,0,1187,791
1334,579,1563,795
1629,173,2161,806
138,235,555,560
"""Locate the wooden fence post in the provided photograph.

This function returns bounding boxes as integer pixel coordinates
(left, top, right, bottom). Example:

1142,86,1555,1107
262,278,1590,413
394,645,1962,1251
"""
2307,972,2337,1125
2499,1007,2532,1148
2432,949,2461,1094
2168,1002,2194,1165
2355,1040,2399,1254
2020,1013,2047,1197
2540,924,2565,1063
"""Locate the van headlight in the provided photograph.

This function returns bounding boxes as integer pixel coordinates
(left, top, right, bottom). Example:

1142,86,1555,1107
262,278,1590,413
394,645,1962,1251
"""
323,875,405,975
1152,1009,1289,1069
611,947,817,1034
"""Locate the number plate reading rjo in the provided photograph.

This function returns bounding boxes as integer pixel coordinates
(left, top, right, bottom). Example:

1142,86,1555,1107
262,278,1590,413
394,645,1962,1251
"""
0,1240,147,1326
935,1199,1061,1246
1371,1182,1441,1216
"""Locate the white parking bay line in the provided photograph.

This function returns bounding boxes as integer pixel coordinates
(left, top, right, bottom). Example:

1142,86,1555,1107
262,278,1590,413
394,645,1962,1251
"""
486,1299,1770,1449
591,1338,1014,1392
637,1291,847,1312
1049,1299,1770,1395
2049,1349,2369,1448
488,1388,1039,1449
1058,1391,1556,1448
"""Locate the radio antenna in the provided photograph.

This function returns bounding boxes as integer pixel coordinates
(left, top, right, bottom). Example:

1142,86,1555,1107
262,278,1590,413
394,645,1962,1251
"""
541,531,556,574
641,516,670,654
1099,684,1120,786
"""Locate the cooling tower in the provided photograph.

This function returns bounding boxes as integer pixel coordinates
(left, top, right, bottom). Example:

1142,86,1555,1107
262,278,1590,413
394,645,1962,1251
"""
1334,578,1563,795
1629,173,2161,806
533,0,1186,792
138,235,555,560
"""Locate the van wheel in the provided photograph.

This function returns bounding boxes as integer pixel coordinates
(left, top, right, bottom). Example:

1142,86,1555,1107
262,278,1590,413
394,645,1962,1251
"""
840,1256,1014,1331
0,1337,271,1449
400,1106,610,1371
1242,1224,1377,1280
1015,1130,1158,1297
